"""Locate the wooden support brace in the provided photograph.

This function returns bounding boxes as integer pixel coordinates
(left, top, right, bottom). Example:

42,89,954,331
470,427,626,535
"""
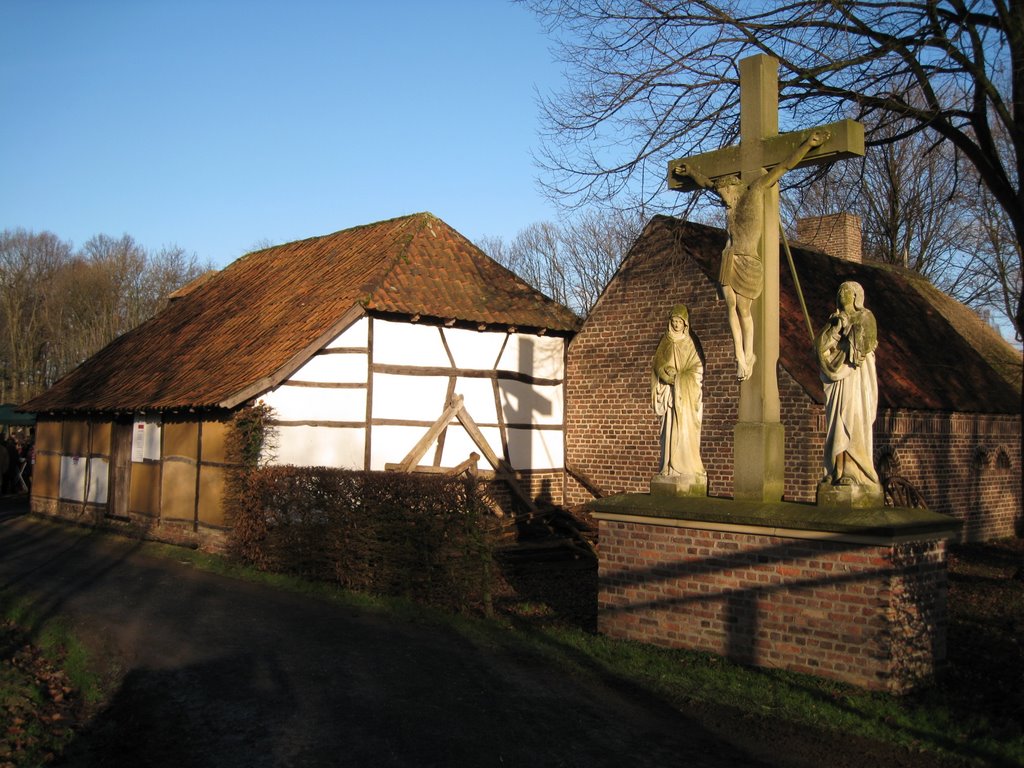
392,392,537,519
396,394,464,472
454,401,540,517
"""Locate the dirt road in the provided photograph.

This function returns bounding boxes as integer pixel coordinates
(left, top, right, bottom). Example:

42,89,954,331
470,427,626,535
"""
0,498,777,768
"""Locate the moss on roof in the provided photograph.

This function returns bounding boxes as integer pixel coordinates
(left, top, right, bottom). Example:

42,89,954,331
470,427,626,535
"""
24,213,579,414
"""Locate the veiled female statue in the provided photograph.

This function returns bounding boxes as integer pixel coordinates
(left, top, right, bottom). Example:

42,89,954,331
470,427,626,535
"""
651,304,705,484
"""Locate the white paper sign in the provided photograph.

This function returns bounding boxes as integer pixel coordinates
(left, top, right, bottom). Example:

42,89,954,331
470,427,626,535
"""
131,417,161,462
131,422,147,462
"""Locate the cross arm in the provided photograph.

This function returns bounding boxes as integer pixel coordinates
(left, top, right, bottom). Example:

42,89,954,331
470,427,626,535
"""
668,119,865,193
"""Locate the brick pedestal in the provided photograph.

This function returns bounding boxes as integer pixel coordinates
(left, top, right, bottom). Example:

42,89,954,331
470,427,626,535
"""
591,495,959,693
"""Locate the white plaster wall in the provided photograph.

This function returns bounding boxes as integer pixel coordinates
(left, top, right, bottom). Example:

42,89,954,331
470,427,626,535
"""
59,456,87,501
369,425,425,470
258,318,567,474
443,327,507,370
260,386,366,423
87,458,109,504
498,380,563,425
497,334,564,379
325,316,368,348
438,425,503,470
371,373,449,421
507,428,564,470
373,320,450,367
272,425,365,468
452,378,498,425
289,353,367,383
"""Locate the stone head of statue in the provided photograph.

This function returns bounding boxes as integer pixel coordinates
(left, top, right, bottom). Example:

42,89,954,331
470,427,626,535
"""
837,281,865,311
714,174,745,206
669,304,689,333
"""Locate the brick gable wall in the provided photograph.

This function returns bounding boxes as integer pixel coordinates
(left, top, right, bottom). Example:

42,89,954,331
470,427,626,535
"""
566,221,818,503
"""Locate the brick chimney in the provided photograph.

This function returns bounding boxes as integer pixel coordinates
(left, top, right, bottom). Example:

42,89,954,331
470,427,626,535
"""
796,213,862,263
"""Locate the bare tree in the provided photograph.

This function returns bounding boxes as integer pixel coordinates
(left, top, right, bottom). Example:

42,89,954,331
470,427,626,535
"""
782,114,1022,336
0,230,73,402
519,0,1024,335
966,182,1023,333
480,209,643,315
0,228,210,402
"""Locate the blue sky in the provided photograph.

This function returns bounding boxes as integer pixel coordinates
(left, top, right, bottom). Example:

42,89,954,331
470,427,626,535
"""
1,1,564,267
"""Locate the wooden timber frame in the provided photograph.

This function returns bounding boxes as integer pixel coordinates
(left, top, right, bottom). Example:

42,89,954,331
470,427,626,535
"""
383,393,560,519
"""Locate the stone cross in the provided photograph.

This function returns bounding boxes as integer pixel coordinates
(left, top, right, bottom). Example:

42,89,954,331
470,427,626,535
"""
667,54,864,502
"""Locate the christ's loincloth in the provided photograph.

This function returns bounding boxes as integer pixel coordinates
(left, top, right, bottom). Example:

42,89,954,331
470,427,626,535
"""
718,248,763,300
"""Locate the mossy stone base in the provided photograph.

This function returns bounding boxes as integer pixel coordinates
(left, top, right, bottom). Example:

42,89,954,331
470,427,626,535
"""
650,472,707,498
816,478,885,510
589,493,959,541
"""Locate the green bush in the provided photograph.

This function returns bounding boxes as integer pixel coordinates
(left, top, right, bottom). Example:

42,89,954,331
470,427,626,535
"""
226,466,497,614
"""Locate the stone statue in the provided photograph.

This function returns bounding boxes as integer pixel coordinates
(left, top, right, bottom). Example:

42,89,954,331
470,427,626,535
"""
673,130,830,381
814,281,882,503
650,304,706,496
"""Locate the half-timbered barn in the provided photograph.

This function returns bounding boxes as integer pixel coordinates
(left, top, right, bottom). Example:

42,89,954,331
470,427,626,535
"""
566,213,1022,542
23,213,578,548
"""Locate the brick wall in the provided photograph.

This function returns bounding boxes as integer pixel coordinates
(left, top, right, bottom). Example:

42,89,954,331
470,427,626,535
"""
566,221,739,502
875,411,1022,541
597,517,948,692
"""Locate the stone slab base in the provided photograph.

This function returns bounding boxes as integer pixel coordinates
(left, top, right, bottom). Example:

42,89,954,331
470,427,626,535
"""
591,494,959,693
650,472,707,498
816,478,884,509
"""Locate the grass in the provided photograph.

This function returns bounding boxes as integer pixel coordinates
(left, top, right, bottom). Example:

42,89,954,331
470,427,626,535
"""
0,592,103,707
2,521,1022,768
1,594,105,767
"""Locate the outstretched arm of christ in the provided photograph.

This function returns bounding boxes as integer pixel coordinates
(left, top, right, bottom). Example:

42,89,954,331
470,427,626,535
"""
756,129,831,190
671,162,717,193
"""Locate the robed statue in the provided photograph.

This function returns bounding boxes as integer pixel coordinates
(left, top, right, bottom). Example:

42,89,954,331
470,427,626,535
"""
814,281,882,502
651,304,706,495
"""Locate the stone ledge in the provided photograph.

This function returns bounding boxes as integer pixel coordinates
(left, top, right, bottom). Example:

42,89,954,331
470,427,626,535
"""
589,493,960,544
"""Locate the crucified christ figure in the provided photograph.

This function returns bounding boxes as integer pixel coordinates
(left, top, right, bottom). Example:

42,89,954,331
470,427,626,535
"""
673,129,829,380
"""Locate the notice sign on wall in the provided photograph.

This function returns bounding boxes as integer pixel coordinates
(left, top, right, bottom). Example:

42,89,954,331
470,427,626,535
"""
131,417,161,462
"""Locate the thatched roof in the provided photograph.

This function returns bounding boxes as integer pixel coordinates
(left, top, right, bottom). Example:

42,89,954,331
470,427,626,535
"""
634,216,1022,414
24,213,578,415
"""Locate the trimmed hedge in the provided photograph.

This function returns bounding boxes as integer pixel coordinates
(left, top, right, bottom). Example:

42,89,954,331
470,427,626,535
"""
226,466,497,614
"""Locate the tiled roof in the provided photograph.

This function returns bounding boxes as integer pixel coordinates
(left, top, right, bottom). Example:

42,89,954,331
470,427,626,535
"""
633,216,1022,414
24,213,579,414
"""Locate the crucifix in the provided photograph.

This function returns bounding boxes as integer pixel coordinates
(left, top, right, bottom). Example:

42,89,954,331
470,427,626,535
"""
667,54,864,502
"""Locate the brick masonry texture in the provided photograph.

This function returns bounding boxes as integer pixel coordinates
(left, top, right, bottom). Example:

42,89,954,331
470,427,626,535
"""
597,518,948,692
565,220,1022,541
796,213,863,263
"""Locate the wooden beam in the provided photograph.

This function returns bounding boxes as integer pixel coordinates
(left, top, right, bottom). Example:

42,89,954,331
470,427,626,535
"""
455,403,541,516
396,395,464,472
371,363,562,388
385,453,485,478
281,381,366,389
